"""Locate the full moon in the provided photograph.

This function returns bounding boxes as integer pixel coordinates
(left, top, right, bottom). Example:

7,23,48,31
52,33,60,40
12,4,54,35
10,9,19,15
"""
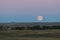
37,16,43,21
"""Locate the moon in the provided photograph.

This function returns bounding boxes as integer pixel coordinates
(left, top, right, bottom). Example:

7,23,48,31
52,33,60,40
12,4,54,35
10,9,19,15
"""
37,16,43,21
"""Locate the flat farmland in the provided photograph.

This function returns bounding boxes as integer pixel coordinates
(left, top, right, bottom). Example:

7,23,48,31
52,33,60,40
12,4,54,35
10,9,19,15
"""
0,30,60,40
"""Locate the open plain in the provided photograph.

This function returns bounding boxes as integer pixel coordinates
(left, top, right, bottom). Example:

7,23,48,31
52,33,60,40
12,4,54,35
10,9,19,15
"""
0,29,60,40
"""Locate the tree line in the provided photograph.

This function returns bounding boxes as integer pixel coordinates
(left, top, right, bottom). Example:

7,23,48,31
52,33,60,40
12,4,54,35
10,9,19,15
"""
0,25,60,30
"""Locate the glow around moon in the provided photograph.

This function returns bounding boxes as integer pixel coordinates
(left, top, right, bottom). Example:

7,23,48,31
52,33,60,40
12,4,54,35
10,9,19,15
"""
37,16,43,21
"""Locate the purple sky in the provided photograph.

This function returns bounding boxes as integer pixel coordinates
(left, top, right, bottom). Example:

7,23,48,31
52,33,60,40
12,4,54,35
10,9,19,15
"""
0,0,60,22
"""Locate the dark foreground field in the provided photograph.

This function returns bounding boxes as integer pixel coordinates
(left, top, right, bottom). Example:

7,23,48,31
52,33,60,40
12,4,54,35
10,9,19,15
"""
0,30,60,40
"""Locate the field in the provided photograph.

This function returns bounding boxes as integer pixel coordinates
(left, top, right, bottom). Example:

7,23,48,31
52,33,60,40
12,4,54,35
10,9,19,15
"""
0,30,60,40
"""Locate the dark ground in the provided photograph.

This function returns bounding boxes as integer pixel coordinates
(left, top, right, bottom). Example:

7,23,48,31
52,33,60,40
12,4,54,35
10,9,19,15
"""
0,29,60,40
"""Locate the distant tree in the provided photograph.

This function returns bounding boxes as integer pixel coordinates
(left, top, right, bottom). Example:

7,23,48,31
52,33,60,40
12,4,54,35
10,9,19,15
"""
14,27,25,30
0,26,3,30
42,26,49,30
52,26,60,29
27,26,30,30
30,25,40,30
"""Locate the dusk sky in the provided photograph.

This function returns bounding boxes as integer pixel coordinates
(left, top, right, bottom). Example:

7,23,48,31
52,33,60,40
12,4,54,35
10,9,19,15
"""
0,0,60,22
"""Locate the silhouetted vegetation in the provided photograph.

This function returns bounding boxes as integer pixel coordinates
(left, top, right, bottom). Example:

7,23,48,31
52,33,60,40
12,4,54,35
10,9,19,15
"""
0,26,3,30
0,25,60,30
13,25,60,30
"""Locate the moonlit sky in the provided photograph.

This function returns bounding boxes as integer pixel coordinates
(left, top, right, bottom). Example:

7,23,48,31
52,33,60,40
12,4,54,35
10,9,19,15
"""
0,0,60,22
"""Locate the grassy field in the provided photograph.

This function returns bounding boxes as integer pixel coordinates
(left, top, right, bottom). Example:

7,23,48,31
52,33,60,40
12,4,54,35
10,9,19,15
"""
0,29,60,40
